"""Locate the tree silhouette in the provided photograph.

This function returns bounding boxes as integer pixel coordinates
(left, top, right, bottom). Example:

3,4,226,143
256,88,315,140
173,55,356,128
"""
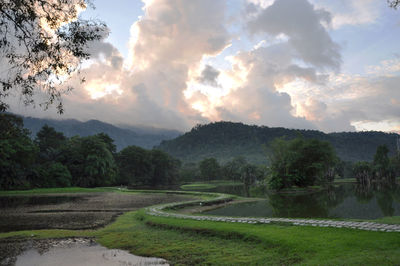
388,0,400,8
0,0,106,113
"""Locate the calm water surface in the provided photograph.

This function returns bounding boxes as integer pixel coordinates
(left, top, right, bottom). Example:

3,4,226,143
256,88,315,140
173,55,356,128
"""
203,183,400,220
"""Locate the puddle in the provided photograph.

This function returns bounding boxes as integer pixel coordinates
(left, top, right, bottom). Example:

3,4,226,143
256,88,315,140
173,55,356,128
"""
1,238,168,266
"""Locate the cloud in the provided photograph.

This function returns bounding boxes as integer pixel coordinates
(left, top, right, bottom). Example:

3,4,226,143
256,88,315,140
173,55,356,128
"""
196,65,221,87
248,0,341,70
313,0,382,29
10,0,233,130
287,69,400,133
7,0,399,135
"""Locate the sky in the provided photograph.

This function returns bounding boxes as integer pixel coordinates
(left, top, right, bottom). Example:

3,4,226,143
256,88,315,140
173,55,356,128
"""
8,0,400,133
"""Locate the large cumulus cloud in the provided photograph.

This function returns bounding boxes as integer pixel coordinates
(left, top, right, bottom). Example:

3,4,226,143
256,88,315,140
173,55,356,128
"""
8,0,400,134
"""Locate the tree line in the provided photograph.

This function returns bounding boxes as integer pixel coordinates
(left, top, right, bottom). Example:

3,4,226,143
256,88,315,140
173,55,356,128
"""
266,136,400,190
2,113,399,191
0,113,180,190
0,113,264,190
181,156,266,187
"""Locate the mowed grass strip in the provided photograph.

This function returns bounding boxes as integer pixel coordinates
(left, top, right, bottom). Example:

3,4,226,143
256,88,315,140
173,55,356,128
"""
180,180,243,191
95,211,296,265
108,210,399,265
180,183,217,190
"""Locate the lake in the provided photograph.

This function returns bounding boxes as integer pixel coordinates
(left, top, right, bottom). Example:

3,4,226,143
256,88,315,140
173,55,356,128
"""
202,182,400,220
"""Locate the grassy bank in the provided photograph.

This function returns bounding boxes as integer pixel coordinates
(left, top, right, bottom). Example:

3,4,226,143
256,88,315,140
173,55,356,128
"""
180,180,243,191
98,210,400,265
1,209,399,265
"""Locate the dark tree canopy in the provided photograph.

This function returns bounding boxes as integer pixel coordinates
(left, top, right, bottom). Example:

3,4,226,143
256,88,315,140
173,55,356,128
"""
35,124,67,162
116,146,180,187
199,157,221,181
268,136,337,190
0,0,106,113
353,145,396,184
0,113,37,189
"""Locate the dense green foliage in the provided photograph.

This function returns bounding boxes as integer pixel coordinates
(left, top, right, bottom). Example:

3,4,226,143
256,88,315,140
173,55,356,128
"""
0,114,181,190
352,145,398,184
180,156,264,186
116,146,180,187
268,137,337,190
199,158,221,181
0,114,38,189
157,121,399,164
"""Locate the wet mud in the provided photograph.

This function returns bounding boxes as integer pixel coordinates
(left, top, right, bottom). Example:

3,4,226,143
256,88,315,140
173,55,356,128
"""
0,192,193,232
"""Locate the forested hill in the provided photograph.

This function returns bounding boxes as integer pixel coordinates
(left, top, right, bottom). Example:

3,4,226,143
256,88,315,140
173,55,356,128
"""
21,116,181,150
157,121,400,164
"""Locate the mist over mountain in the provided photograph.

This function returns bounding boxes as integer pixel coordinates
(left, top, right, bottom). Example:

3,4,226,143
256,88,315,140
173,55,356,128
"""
21,116,181,150
156,121,400,164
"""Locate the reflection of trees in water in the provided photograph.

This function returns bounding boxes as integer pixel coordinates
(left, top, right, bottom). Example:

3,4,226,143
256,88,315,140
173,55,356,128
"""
266,185,348,218
354,183,374,203
215,182,400,218
353,182,399,217
376,192,394,216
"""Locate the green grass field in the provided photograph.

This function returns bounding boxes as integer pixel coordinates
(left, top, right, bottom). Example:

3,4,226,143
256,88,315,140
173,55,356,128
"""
2,210,399,265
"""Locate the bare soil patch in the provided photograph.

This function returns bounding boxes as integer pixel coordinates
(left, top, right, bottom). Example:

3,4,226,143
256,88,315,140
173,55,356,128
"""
0,192,194,232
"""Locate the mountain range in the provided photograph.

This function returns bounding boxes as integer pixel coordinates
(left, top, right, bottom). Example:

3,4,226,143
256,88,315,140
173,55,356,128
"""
19,116,400,164
21,116,181,150
156,121,400,164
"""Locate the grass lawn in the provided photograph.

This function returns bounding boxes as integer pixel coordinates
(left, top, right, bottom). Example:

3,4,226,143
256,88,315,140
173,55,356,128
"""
99,210,400,265
1,209,399,265
180,183,217,190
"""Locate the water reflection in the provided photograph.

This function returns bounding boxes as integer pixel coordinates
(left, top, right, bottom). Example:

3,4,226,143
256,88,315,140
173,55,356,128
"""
204,182,400,219
0,238,168,266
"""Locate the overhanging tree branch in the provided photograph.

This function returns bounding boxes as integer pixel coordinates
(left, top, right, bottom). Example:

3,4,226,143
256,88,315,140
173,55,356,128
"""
0,0,107,113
